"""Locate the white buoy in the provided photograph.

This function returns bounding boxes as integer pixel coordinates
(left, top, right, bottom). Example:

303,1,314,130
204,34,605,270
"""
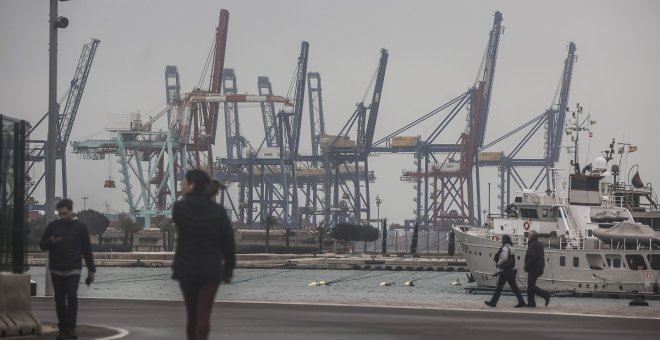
318,280,327,286
404,281,415,287
308,281,318,286
452,278,462,286
379,282,396,286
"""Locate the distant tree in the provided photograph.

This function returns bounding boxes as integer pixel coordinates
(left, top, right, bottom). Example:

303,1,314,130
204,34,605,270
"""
158,218,176,251
281,228,296,250
76,209,110,245
359,224,380,252
262,214,279,253
310,221,331,253
118,214,141,251
331,223,360,252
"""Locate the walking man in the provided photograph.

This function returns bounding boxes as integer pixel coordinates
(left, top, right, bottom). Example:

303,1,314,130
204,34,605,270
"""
484,235,526,308
40,199,96,339
524,230,550,307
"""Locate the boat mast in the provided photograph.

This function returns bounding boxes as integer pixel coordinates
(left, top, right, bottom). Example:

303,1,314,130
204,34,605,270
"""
565,103,593,174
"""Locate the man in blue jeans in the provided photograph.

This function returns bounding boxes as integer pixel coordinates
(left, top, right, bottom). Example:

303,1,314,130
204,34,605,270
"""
40,199,96,339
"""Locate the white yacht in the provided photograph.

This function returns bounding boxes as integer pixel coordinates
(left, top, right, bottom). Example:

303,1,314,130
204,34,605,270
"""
454,118,660,295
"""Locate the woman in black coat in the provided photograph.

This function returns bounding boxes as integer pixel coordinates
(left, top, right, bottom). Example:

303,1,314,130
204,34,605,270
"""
172,169,236,340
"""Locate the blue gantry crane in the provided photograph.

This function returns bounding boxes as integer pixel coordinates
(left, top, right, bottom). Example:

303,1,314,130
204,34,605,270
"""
311,48,388,226
372,11,503,233
217,41,309,228
478,42,577,213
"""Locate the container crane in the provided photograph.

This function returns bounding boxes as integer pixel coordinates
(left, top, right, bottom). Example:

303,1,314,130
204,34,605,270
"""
479,42,577,213
25,38,100,204
371,11,503,235
315,48,388,225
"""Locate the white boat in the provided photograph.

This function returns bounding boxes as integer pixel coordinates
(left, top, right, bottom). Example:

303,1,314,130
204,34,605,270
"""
454,111,660,295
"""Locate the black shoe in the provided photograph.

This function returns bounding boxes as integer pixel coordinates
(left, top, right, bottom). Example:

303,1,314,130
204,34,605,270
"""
484,301,496,307
527,304,537,308
55,331,66,340
514,303,526,308
67,329,78,339
544,296,551,307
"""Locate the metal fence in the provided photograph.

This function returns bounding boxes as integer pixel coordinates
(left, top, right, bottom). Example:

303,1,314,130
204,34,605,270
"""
356,229,455,254
0,114,28,273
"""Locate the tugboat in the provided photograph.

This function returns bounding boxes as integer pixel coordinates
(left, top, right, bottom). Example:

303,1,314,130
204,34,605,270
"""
454,109,660,295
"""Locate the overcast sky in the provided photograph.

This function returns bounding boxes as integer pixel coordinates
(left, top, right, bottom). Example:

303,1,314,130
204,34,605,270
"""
2,0,659,224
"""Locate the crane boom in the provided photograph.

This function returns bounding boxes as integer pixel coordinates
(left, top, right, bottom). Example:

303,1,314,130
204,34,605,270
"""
550,42,576,163
258,76,280,147
209,9,229,142
307,72,325,164
57,38,100,158
290,41,309,157
476,11,503,148
363,48,388,156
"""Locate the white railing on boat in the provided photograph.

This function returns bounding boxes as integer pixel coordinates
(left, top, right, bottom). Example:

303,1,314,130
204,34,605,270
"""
489,232,656,251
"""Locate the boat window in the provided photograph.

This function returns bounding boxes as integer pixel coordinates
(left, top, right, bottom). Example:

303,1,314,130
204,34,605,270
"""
587,229,593,237
520,209,539,219
573,257,579,267
648,255,660,270
560,256,566,266
625,255,647,270
586,254,605,270
605,254,624,268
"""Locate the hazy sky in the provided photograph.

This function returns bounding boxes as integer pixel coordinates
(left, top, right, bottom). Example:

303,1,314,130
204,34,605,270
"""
2,0,659,224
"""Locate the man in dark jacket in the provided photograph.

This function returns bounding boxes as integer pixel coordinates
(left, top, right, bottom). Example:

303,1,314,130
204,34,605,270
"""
524,231,550,307
39,199,96,339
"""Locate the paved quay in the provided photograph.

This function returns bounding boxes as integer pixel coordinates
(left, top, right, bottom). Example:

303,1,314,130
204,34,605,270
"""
27,297,660,340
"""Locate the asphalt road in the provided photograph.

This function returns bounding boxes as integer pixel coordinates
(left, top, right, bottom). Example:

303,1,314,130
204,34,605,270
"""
30,298,660,340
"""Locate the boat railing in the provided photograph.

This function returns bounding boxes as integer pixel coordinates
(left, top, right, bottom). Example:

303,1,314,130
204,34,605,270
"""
557,236,656,251
601,182,659,211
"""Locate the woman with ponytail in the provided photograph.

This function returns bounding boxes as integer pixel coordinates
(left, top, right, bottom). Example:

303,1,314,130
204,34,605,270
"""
172,169,235,340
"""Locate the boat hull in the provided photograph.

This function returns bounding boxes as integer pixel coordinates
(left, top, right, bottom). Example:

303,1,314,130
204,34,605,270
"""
454,226,659,294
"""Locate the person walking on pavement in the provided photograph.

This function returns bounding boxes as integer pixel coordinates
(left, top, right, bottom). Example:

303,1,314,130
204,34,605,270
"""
39,199,96,339
524,230,551,307
484,235,526,308
172,169,236,340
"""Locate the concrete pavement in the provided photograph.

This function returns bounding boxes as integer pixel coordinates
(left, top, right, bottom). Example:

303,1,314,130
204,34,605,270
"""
28,297,660,340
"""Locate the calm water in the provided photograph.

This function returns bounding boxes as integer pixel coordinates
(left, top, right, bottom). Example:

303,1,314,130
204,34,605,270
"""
27,267,656,309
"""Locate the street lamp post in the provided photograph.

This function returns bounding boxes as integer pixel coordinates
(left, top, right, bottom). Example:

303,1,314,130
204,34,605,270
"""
45,0,70,297
82,195,89,210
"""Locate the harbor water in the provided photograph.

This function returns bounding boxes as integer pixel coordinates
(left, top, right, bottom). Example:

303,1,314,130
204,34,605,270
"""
27,267,658,310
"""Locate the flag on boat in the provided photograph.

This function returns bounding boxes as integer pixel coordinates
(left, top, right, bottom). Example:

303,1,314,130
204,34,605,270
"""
631,171,645,188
